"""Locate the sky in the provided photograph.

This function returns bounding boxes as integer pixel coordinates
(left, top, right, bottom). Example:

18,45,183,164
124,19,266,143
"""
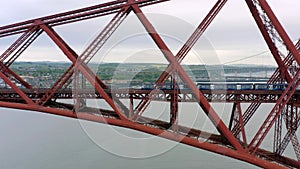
0,1,299,168
0,0,299,65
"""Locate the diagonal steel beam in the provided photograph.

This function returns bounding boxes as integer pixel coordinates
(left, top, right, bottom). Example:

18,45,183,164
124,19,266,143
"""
133,0,228,120
0,26,38,61
5,29,43,67
0,63,32,89
37,6,131,107
242,0,300,154
257,0,300,65
131,4,243,151
39,22,128,120
291,134,300,162
0,0,169,38
231,4,300,138
276,105,300,156
0,71,34,104
0,26,42,88
249,69,300,154
245,0,292,82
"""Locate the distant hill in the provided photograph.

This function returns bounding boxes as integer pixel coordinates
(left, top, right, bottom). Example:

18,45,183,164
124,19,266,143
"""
10,62,276,85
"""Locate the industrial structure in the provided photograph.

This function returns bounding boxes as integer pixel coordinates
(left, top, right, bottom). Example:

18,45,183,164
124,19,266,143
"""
0,0,299,168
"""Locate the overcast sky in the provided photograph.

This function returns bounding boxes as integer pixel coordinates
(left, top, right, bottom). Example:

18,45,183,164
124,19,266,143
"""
0,0,299,65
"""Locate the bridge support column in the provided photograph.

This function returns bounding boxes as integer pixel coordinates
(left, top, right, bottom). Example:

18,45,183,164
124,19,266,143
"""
283,104,300,161
229,101,247,144
170,72,178,131
132,3,243,151
129,96,134,120
273,109,283,152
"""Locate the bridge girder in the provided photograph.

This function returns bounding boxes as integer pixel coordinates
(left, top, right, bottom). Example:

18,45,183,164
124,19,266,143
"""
0,0,299,168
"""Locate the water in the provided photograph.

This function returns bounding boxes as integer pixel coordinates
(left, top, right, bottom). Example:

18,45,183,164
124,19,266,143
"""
0,101,294,169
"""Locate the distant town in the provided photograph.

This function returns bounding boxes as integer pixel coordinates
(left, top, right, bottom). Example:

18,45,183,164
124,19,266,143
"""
6,62,276,88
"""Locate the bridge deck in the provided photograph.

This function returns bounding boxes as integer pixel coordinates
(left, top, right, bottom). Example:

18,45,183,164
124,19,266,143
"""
1,88,300,103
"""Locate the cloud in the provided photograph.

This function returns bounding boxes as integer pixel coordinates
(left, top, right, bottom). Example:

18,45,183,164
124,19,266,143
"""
0,0,299,65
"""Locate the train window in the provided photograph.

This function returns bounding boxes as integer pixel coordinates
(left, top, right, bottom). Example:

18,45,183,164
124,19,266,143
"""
198,84,211,90
272,84,288,90
240,84,254,90
213,84,227,90
227,84,237,90
255,84,269,90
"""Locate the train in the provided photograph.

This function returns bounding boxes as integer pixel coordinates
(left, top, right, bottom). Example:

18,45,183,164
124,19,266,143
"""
197,83,288,90
141,82,289,91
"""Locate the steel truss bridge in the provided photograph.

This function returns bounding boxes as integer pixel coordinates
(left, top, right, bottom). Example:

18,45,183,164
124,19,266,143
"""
0,0,299,168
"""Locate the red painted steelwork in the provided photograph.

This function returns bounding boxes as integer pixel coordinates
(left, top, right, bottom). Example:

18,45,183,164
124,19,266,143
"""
39,22,128,120
37,6,131,106
249,70,300,153
0,0,299,168
0,101,290,169
231,40,300,137
230,2,300,160
257,0,300,65
245,0,291,82
131,4,243,151
132,0,228,120
0,0,169,38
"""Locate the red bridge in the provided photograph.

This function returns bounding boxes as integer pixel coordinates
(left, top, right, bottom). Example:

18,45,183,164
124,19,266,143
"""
0,0,299,168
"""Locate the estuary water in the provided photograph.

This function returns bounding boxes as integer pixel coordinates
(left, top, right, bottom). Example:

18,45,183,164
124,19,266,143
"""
0,101,295,169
